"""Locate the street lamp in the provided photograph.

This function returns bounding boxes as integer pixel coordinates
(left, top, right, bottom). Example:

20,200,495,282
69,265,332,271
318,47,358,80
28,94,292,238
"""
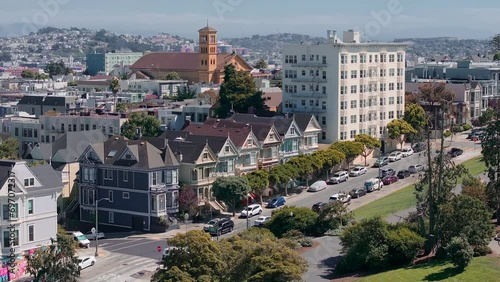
95,197,109,257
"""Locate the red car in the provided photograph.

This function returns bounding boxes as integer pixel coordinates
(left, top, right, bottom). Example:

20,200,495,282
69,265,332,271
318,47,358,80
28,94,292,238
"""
382,176,398,185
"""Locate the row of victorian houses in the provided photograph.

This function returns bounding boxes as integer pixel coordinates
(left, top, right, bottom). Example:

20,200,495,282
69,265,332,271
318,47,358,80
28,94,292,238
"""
77,113,322,232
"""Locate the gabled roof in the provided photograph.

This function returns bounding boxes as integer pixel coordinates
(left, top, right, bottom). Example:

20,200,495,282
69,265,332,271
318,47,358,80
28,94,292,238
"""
183,123,253,148
228,113,292,136
198,26,217,32
203,118,278,142
292,113,317,132
30,165,62,191
159,131,234,155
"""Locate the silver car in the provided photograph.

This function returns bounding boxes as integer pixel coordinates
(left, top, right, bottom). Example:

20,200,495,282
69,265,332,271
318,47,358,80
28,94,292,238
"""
328,171,349,184
408,164,424,174
349,166,367,177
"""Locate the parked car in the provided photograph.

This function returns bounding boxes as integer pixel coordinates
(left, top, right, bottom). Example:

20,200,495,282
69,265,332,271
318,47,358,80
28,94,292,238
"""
78,256,96,270
329,192,351,205
307,180,328,192
373,157,389,167
380,168,396,178
267,196,286,208
408,164,424,174
241,204,263,218
254,216,271,227
349,188,367,199
84,231,105,240
208,218,234,236
162,246,185,259
388,151,403,162
412,142,427,153
312,202,327,213
448,148,464,158
204,218,221,232
349,166,367,177
397,170,411,179
66,231,90,248
364,178,383,192
467,129,484,139
382,175,399,185
328,171,349,184
401,148,414,157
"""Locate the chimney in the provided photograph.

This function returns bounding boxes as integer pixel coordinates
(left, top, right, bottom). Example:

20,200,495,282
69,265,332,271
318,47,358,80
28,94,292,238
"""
327,30,338,43
135,127,142,139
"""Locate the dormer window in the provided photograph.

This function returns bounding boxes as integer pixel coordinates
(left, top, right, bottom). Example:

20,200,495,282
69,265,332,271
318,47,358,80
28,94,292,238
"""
202,153,208,160
125,153,131,159
24,178,35,187
247,140,252,147
224,146,230,153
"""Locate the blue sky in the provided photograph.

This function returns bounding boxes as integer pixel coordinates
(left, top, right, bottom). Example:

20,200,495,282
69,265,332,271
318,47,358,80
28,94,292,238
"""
0,0,499,39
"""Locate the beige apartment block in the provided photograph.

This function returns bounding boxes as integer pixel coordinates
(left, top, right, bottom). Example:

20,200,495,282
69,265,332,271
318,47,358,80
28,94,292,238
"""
282,30,407,150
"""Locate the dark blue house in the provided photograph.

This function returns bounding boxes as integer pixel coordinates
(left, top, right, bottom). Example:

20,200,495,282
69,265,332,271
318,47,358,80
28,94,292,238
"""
78,136,180,232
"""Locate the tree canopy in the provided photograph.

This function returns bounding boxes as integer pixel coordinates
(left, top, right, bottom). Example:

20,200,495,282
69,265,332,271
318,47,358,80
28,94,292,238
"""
175,85,197,101
110,77,120,95
265,206,318,237
245,170,269,205
491,34,500,51
354,134,381,166
0,137,19,159
215,64,267,118
329,141,364,170
164,72,181,80
268,163,298,195
121,112,161,139
387,119,416,149
311,149,345,178
212,176,251,216
44,60,72,77
254,59,268,69
403,103,428,142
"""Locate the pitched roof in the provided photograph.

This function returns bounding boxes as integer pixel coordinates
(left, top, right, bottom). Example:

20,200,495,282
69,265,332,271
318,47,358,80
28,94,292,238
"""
96,136,178,169
130,53,250,72
289,113,315,132
228,113,292,135
183,123,252,148
30,165,62,190
203,118,277,142
198,26,217,32
0,161,14,188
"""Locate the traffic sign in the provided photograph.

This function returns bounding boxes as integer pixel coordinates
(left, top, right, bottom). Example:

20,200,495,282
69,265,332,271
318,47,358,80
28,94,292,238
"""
157,246,162,253
91,227,96,235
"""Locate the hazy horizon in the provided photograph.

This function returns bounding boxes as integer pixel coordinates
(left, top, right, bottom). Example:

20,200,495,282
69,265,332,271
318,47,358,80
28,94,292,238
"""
0,0,498,40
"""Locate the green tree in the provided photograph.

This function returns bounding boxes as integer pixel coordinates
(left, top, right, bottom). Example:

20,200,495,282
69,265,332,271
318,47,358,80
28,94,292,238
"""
44,60,72,77
482,106,500,223
329,141,364,171
314,201,353,235
121,113,160,139
490,33,500,51
354,134,381,166
110,77,120,95
25,227,80,281
221,228,307,282
387,119,416,150
212,176,251,216
311,149,345,179
115,102,128,112
439,195,494,251
175,85,197,101
403,103,428,143
265,206,318,238
479,108,495,125
21,70,36,79
287,155,314,187
462,176,488,205
0,137,19,159
215,64,267,118
268,163,298,196
153,230,225,282
245,170,269,205
445,236,474,270
164,72,181,80
254,59,268,69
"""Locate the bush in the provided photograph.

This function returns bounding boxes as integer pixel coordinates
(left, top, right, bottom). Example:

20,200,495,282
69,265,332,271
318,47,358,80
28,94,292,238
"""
266,206,318,238
444,130,452,138
463,124,472,130
313,202,353,236
446,236,474,270
299,237,313,247
473,245,492,257
387,226,426,265
282,229,305,240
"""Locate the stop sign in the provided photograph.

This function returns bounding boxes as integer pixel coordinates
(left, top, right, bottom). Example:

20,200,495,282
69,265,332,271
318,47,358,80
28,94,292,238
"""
157,246,162,253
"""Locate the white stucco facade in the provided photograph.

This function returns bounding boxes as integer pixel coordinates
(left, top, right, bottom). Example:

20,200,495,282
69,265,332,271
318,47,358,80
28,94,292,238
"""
282,30,407,144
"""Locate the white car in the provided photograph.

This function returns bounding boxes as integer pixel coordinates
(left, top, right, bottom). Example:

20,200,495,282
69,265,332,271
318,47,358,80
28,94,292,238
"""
328,171,349,184
254,216,271,227
241,204,263,218
401,148,414,157
329,192,351,205
388,151,402,162
78,256,96,270
307,180,328,192
349,166,367,177
85,231,105,240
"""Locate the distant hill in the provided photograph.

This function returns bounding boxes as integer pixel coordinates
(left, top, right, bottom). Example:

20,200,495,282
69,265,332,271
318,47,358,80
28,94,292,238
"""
224,33,327,54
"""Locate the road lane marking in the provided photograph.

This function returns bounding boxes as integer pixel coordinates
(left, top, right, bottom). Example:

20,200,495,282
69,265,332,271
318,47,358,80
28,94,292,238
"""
107,240,160,252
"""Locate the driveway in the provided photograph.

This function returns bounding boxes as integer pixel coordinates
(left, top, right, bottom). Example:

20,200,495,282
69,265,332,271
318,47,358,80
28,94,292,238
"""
302,236,342,282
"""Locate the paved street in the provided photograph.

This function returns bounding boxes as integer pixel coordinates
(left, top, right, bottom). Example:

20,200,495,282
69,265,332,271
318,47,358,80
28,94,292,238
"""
77,132,483,281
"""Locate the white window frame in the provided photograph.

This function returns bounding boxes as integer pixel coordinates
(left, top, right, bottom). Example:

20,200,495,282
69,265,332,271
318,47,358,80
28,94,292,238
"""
123,192,130,199
109,212,114,223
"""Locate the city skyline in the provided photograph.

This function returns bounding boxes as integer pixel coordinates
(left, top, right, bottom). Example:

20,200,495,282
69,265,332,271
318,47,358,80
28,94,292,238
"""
0,0,499,40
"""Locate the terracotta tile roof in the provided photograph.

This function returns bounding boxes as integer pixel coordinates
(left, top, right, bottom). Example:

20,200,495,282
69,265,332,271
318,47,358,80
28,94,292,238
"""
130,52,244,72
198,26,217,32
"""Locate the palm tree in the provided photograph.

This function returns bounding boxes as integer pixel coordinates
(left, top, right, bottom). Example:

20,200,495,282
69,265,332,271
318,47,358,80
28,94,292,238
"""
110,77,120,112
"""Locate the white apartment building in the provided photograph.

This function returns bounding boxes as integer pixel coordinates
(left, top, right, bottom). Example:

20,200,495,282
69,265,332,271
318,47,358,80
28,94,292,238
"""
39,113,127,143
282,30,407,144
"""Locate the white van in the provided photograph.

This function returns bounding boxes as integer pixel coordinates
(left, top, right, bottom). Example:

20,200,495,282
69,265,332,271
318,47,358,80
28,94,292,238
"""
364,178,383,192
67,231,90,248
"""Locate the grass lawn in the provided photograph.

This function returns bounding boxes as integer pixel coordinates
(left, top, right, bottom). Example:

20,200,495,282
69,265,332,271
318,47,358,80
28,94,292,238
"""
357,256,500,282
353,156,486,220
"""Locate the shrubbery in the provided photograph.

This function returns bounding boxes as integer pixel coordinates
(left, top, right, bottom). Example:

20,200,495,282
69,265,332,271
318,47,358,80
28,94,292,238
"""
446,236,474,270
266,206,318,237
443,130,452,138
336,217,425,274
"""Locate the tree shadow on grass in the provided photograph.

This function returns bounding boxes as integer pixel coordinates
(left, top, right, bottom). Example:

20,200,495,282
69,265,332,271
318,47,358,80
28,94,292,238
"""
423,266,464,281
